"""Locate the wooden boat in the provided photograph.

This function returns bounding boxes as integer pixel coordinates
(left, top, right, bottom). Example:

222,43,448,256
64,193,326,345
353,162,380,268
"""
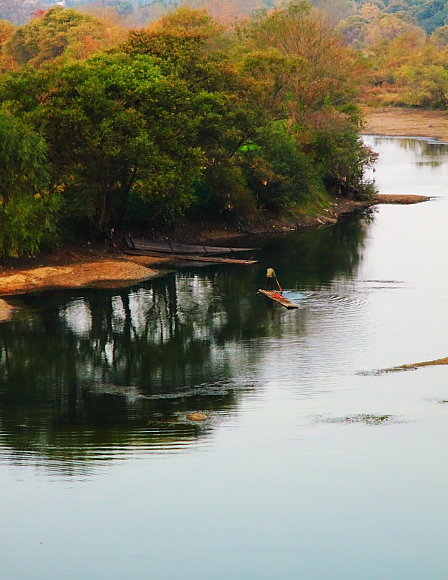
258,289,299,309
126,236,256,256
126,248,257,265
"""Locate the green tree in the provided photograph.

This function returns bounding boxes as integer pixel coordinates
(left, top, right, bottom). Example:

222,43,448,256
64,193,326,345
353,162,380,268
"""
123,12,268,216
0,18,13,71
0,106,57,257
236,2,371,199
239,122,318,211
4,6,124,67
0,18,12,44
0,52,207,235
336,15,370,46
237,2,366,123
415,0,448,34
431,24,448,45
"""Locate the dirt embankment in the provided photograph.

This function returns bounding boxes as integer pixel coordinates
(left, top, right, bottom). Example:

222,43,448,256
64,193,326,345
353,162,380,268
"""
362,106,448,142
363,356,448,376
0,299,13,322
0,260,162,296
0,249,175,321
0,107,438,316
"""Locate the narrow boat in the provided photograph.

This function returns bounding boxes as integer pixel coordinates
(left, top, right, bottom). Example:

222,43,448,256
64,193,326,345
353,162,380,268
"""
126,248,257,265
258,289,299,309
125,236,256,255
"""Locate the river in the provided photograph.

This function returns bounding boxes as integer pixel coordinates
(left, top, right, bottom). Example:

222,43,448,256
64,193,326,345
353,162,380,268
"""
1,136,448,580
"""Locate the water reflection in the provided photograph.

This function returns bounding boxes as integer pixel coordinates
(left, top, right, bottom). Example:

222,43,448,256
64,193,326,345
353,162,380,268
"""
0,213,371,472
367,136,448,158
366,136,448,171
362,136,448,199
255,211,373,289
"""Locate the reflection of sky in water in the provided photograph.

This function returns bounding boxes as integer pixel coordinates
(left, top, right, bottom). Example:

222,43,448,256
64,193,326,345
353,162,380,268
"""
362,135,448,196
60,297,92,335
2,136,448,580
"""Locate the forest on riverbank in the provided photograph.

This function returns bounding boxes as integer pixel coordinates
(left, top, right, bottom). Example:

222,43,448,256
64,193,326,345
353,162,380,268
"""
0,0,447,257
0,3,377,257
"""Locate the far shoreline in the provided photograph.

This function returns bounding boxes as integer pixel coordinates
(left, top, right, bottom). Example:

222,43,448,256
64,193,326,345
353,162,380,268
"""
361,106,448,143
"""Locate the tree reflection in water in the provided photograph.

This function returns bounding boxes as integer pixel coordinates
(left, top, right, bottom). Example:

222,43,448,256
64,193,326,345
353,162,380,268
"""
0,212,371,472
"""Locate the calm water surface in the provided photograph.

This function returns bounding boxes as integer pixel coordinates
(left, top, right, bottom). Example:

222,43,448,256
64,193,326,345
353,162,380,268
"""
1,136,448,579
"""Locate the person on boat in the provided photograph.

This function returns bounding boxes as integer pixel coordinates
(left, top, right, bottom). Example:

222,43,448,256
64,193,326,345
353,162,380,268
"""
266,267,278,291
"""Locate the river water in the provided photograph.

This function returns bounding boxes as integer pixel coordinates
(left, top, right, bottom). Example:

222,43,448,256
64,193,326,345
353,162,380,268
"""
1,136,448,580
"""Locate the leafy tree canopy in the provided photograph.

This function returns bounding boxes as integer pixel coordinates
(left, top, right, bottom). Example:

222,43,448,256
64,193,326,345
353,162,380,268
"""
431,23,448,44
0,106,57,257
4,6,125,67
414,0,448,33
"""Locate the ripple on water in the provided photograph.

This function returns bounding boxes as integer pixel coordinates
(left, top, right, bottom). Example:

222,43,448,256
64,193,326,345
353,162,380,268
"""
287,291,371,313
362,280,406,284
0,420,214,479
360,280,408,290
82,379,257,400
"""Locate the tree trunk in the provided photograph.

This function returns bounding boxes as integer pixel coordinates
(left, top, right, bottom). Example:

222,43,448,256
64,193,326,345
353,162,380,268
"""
97,189,112,236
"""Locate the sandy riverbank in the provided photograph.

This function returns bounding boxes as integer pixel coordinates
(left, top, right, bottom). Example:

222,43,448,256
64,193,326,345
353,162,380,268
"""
0,299,13,322
0,107,438,316
0,255,170,320
0,259,165,296
362,106,448,142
